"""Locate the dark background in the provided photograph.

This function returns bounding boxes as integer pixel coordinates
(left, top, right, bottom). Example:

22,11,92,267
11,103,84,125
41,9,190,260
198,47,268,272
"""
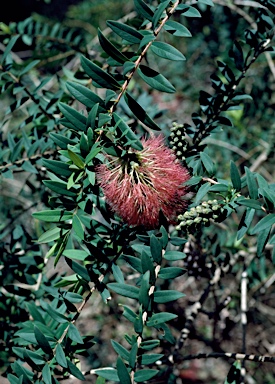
1,0,83,22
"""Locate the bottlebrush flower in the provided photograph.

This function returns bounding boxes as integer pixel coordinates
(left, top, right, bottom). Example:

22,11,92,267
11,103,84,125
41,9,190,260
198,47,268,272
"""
96,135,190,228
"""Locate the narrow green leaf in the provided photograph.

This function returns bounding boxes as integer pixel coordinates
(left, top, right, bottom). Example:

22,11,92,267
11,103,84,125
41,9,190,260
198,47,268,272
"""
55,344,68,368
164,21,192,37
43,180,77,197
113,112,143,150
121,254,142,273
98,29,128,63
63,249,89,261
33,210,73,222
164,250,186,261
176,4,201,17
34,327,52,356
134,369,158,382
200,152,215,175
151,41,186,61
72,214,85,240
65,257,90,282
59,102,87,132
108,283,139,299
81,55,121,90
124,92,160,130
50,133,76,149
91,368,119,381
141,251,155,275
140,340,160,350
111,340,130,361
37,227,61,243
68,149,85,169
42,159,72,177
158,267,186,279
146,312,178,327
1,35,20,64
112,263,125,283
257,227,270,256
140,353,163,365
134,0,154,21
237,198,262,210
230,161,241,191
138,65,176,93
106,20,143,44
251,214,275,234
139,270,151,309
19,59,40,76
154,290,185,303
68,323,84,344
129,342,138,369
152,0,170,29
237,208,255,240
66,81,105,110
150,234,162,264
117,357,131,384
67,360,86,381
42,364,51,384
245,167,258,199
194,182,211,204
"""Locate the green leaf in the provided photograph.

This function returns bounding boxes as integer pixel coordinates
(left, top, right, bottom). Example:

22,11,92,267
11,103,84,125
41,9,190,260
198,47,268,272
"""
25,303,45,323
124,92,160,130
158,267,186,279
42,159,72,177
230,161,241,191
141,251,155,276
140,353,163,365
108,283,139,299
129,342,138,369
112,263,125,283
117,357,131,384
111,340,130,361
139,270,151,309
1,34,20,64
7,374,23,384
151,41,186,61
41,302,68,324
68,149,85,169
176,4,201,17
81,55,121,90
66,81,105,110
91,368,119,381
245,167,258,199
50,132,76,149
67,359,86,381
106,20,143,44
251,214,275,234
200,152,215,175
67,323,84,344
134,369,158,382
43,180,77,197
257,227,270,256
229,40,244,71
113,112,143,150
140,340,160,350
138,65,176,93
34,326,53,356
55,344,68,368
65,257,90,282
59,102,87,132
164,21,192,37
122,306,137,323
154,290,185,303
42,364,51,384
146,312,178,327
37,227,61,243
198,0,214,6
152,0,170,29
63,249,89,261
237,208,255,240
98,29,128,63
72,214,85,240
33,210,73,222
19,59,40,76
164,250,186,261
121,254,142,273
194,182,211,204
150,234,162,264
134,0,154,21
237,198,263,210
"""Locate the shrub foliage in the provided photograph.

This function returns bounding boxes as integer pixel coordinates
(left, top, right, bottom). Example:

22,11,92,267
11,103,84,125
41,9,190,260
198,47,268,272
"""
0,0,275,383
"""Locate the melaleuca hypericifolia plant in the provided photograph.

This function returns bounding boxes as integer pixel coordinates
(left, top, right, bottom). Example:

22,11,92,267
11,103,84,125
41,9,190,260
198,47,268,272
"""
1,0,275,383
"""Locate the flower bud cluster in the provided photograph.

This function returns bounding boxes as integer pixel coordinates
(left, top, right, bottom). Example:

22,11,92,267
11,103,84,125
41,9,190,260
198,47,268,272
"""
176,199,224,231
169,122,187,161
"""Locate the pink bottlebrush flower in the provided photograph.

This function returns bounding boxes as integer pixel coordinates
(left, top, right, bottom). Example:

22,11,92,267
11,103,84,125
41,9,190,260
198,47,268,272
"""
96,135,190,228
